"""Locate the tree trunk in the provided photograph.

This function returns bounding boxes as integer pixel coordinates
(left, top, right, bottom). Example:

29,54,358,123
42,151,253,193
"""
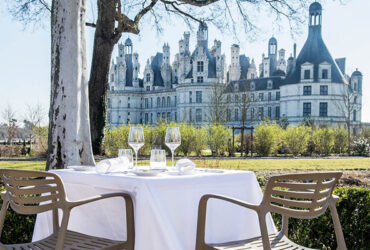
89,0,119,155
47,0,95,170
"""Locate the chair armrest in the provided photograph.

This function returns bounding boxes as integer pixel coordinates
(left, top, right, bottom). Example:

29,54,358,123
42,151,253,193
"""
67,192,133,209
201,194,261,212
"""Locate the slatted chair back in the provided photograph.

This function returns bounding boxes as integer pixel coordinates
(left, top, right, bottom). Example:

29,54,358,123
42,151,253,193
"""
263,172,342,219
0,169,66,215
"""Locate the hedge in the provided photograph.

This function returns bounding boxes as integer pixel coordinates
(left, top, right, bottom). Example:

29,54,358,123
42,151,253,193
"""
0,186,369,249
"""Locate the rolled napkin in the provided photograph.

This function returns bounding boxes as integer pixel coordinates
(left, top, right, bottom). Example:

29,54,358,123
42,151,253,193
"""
175,158,196,174
96,157,129,174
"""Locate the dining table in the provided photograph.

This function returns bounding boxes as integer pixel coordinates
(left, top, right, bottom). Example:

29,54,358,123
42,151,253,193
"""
32,167,276,250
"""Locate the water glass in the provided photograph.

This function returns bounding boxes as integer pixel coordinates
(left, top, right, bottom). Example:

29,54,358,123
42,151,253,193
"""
118,149,134,169
150,149,166,170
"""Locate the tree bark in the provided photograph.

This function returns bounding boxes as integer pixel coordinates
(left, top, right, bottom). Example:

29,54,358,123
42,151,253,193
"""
89,0,119,155
47,0,95,170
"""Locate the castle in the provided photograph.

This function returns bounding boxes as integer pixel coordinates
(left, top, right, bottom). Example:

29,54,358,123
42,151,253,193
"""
107,2,363,129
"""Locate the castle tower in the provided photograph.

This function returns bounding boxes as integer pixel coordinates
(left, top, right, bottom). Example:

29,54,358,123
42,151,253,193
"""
132,52,140,87
247,59,257,79
351,69,363,94
184,32,190,52
161,43,172,88
124,38,133,54
197,22,208,47
277,48,287,73
229,44,241,81
268,37,277,75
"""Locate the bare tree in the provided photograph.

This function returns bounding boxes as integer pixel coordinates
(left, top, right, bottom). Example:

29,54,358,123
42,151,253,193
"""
335,82,361,154
2,105,18,145
23,103,47,151
6,0,313,155
207,82,229,124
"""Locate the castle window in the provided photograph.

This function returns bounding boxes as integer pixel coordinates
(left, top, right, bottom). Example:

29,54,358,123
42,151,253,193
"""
150,113,153,124
303,102,311,117
175,112,177,122
258,107,264,119
319,102,328,117
196,109,202,122
304,69,311,79
189,91,192,103
251,93,255,102
226,109,231,122
196,91,202,103
275,106,280,119
162,97,166,107
354,96,357,104
197,76,203,83
303,86,312,96
267,80,273,89
197,61,204,72
268,107,272,118
320,85,328,95
157,97,160,107
145,98,148,108
111,74,114,82
353,110,357,121
354,82,357,91
251,73,255,79
276,91,280,100
175,96,177,106
167,96,171,107
189,109,192,122
146,86,150,91
322,69,328,79
268,92,272,101
235,109,239,121
146,73,151,82
259,93,264,101
151,98,153,108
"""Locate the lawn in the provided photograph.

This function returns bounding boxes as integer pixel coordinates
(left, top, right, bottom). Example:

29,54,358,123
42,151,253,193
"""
1,157,369,171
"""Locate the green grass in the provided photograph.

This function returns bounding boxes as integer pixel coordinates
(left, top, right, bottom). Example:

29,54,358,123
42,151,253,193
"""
0,158,369,171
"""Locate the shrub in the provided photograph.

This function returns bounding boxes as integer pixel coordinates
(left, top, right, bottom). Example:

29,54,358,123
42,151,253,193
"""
254,122,282,156
352,138,370,156
206,124,232,156
272,186,370,249
312,128,335,155
0,145,24,157
103,125,130,156
283,125,311,156
333,128,348,154
192,127,207,156
360,127,370,142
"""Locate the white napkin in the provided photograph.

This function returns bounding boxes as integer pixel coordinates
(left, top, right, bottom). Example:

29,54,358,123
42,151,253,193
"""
175,159,196,174
96,157,129,174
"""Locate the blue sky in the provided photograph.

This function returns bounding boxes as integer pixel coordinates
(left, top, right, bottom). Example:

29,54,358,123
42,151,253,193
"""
0,0,369,123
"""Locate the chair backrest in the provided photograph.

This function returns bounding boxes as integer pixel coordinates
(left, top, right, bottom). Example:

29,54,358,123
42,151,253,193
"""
263,172,342,219
0,169,66,215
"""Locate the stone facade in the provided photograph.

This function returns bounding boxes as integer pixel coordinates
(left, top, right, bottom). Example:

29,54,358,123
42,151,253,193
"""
107,2,363,128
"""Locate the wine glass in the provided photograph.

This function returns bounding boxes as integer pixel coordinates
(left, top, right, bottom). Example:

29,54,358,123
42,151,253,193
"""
128,127,144,169
165,127,181,168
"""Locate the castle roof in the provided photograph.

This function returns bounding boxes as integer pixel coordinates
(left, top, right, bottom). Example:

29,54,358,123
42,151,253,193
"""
228,76,285,92
239,55,250,80
284,3,345,85
185,43,217,79
124,54,133,87
151,53,164,86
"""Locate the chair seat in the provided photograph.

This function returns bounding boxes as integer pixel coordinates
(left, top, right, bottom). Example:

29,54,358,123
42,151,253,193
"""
2,230,127,250
210,232,316,250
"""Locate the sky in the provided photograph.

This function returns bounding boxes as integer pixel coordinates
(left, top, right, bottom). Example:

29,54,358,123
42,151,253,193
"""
0,0,369,124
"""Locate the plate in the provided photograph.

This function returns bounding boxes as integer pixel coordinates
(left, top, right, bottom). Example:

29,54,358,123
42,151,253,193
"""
132,169,165,176
67,166,95,171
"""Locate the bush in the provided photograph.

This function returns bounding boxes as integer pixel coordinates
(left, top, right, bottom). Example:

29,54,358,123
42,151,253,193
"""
206,124,232,156
254,122,282,156
333,128,348,154
272,186,370,249
283,125,311,156
360,127,370,142
352,138,370,156
312,128,335,155
0,145,24,157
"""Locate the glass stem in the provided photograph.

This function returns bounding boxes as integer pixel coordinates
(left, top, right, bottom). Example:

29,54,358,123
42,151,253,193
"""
135,150,138,169
172,150,174,168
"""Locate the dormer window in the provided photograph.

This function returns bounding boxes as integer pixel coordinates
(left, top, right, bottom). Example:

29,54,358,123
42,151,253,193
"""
197,61,204,72
267,80,273,89
197,76,203,83
319,62,331,81
322,69,328,79
146,73,151,82
234,83,239,92
250,81,255,91
304,70,311,79
301,63,313,82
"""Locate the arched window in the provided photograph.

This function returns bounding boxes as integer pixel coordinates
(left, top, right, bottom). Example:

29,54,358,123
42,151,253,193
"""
167,96,171,107
162,97,166,107
157,97,160,107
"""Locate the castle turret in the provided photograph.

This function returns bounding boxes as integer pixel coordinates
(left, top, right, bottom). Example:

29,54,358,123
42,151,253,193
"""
132,52,140,87
247,59,257,79
229,44,241,81
161,43,172,88
197,22,208,47
268,37,277,75
277,48,286,73
351,69,363,94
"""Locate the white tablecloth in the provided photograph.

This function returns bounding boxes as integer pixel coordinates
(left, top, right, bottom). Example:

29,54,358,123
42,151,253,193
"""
33,169,276,250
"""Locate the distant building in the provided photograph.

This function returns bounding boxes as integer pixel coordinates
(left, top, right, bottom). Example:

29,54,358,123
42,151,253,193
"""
107,2,362,129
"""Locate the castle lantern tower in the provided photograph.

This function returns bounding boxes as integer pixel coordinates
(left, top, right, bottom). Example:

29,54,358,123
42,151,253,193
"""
229,44,241,81
197,22,208,47
309,2,322,27
124,38,133,54
268,37,277,75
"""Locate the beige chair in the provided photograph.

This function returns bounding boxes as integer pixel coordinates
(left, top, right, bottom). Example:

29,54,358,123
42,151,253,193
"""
196,172,347,250
0,169,135,250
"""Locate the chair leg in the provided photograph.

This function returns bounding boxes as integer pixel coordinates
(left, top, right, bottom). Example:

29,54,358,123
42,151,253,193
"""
0,199,9,237
124,195,135,250
329,202,347,250
55,209,70,250
258,211,271,250
196,196,215,250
